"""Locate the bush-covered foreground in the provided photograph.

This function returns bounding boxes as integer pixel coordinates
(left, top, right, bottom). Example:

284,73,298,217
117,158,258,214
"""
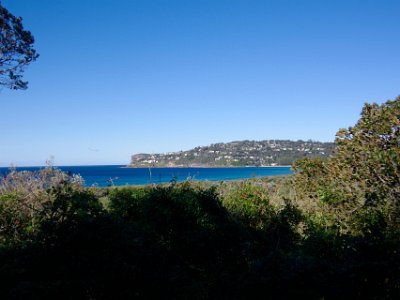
1,97,400,299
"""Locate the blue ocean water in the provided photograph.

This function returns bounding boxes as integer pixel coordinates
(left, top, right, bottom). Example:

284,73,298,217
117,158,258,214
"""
0,165,292,187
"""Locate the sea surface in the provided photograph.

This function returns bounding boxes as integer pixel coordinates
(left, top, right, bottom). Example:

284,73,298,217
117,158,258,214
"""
0,165,292,187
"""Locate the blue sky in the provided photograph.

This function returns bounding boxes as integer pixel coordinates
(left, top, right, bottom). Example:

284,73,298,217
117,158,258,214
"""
1,0,399,166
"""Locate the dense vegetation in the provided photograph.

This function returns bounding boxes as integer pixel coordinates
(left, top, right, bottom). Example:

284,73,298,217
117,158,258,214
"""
130,139,334,167
1,97,400,299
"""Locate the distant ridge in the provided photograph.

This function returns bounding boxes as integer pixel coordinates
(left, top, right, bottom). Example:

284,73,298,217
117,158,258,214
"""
130,139,334,167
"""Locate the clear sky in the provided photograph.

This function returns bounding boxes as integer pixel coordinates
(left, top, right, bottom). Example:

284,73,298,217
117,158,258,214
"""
1,0,399,166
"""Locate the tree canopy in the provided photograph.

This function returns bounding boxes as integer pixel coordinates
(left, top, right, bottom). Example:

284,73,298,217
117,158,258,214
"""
293,96,400,234
0,3,38,90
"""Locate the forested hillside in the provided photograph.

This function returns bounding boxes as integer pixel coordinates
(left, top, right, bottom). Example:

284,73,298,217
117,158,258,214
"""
130,140,334,167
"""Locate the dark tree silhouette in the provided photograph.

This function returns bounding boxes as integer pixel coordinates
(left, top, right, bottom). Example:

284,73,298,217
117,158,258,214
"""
0,3,38,90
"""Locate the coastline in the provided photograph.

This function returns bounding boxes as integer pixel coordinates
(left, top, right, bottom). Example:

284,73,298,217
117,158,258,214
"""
123,165,292,169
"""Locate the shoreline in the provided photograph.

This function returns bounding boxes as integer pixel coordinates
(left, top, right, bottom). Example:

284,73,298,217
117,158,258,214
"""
104,174,292,188
123,165,292,169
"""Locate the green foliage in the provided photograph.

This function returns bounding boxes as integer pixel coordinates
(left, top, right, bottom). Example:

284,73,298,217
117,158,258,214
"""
294,96,400,236
0,192,28,244
0,166,85,244
0,3,38,89
49,185,103,223
108,186,149,219
109,183,244,276
222,180,273,230
335,99,400,203
352,206,388,238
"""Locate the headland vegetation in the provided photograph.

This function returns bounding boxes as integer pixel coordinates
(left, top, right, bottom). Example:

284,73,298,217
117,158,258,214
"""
130,139,334,167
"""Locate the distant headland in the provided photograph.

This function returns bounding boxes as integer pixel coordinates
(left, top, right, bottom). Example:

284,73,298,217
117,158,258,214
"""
129,139,334,168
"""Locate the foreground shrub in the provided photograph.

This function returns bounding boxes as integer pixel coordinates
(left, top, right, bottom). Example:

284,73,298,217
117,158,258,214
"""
0,166,84,244
108,182,247,293
222,181,273,230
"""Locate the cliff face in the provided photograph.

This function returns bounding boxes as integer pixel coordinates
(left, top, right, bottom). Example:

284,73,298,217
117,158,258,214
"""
130,140,334,167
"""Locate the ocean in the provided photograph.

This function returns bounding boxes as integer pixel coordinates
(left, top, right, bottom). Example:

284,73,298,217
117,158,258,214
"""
0,165,293,187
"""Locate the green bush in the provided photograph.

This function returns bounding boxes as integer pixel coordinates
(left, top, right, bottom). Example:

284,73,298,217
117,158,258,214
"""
0,166,85,245
108,186,149,219
293,96,400,236
222,180,274,230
